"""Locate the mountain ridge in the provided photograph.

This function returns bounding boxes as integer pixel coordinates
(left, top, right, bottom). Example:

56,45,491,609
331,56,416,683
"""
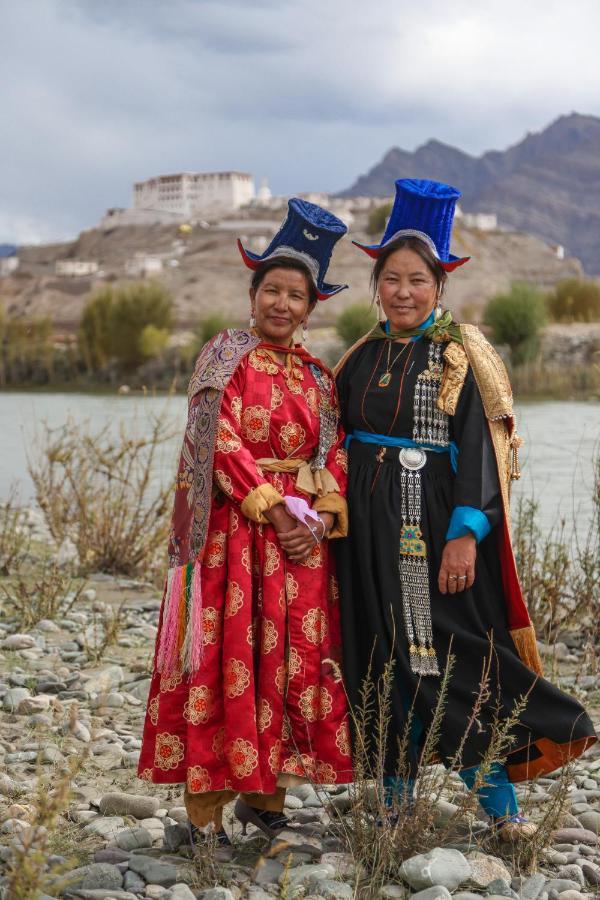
339,113,600,273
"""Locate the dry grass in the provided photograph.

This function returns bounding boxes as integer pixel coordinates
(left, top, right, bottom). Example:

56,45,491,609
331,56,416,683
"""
513,449,600,648
0,558,87,629
3,753,89,900
0,485,28,576
28,413,178,579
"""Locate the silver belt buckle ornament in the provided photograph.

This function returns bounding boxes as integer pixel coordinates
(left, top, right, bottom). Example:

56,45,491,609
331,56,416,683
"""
399,447,426,470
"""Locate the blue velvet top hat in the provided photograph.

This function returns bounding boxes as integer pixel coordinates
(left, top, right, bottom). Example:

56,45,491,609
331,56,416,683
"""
354,178,470,271
238,198,348,300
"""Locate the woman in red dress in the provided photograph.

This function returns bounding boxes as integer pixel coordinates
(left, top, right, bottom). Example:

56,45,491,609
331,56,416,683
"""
138,199,352,848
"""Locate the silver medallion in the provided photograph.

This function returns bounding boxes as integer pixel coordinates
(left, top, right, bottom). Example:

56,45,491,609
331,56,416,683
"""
399,447,427,470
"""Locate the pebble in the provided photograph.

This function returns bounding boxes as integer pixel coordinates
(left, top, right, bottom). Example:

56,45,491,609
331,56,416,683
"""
400,848,472,892
83,816,125,838
556,866,585,887
577,810,600,834
486,879,517,898
1,633,37,650
410,889,452,900
552,828,599,845
581,863,600,886
114,826,153,850
317,880,355,899
2,687,31,711
546,880,583,893
123,870,146,893
518,873,547,900
466,851,511,888
99,791,160,819
82,664,125,693
165,886,197,900
17,695,51,714
282,862,335,889
80,862,124,890
127,854,178,886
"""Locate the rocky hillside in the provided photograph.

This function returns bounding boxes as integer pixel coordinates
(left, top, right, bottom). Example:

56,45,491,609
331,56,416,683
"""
0,216,583,332
339,113,600,275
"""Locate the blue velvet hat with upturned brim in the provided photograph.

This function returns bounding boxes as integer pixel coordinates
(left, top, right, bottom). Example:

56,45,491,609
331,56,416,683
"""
353,178,470,271
238,198,348,300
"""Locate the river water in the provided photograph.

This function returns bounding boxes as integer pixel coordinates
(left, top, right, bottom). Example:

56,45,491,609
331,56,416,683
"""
1,392,598,534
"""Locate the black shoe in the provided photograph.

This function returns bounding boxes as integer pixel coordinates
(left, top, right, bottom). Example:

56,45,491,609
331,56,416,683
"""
234,798,290,838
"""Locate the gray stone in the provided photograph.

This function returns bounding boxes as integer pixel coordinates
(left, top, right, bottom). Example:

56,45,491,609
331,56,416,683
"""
0,773,16,795
127,677,151,702
577,810,600,834
319,852,356,878
128,854,178,887
17,695,51,714
546,881,582,893
555,892,584,900
82,664,125,693
581,863,600,886
114,827,153,850
166,806,188,824
466,852,511,888
485,879,516,898
163,823,189,852
1,633,37,650
165,886,197,900
519,873,547,900
453,894,485,900
253,858,284,884
83,816,125,839
2,687,31,711
433,800,459,826
282,863,335,889
377,887,406,899
556,866,584,887
196,890,235,900
94,849,130,864
123,870,146,893
42,746,66,766
552,828,598,845
98,792,160,819
80,863,123,890
543,850,569,866
400,848,472,892
72,893,138,900
317,880,355,899
410,888,452,900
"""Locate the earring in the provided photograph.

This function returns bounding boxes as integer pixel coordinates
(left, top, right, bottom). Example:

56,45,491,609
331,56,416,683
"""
376,293,386,323
302,320,308,344
249,310,256,328
434,296,442,320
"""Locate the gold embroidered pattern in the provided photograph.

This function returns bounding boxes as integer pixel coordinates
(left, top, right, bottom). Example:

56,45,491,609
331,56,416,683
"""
148,695,159,726
299,685,333,722
271,383,284,410
335,447,348,474
285,572,299,602
249,348,278,375
268,739,282,774
264,540,280,576
460,325,514,420
204,531,226,568
183,685,214,724
202,607,221,645
139,767,153,781
241,405,270,443
227,737,259,778
187,765,212,793
315,760,337,783
302,608,328,645
160,669,183,693
216,418,242,453
335,721,351,756
225,581,244,618
257,697,273,733
230,395,242,424
288,645,302,678
275,663,287,695
300,542,322,569
279,422,306,455
224,658,251,698
212,727,225,761
154,732,185,770
438,341,469,416
214,469,233,497
261,618,278,654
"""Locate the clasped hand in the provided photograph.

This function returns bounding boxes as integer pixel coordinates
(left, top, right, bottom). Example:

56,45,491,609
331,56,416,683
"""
266,504,332,562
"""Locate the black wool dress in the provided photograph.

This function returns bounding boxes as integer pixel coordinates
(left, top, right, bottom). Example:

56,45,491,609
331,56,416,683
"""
335,337,596,780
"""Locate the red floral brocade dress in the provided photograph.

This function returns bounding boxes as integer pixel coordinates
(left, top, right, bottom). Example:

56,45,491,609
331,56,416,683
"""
138,346,352,796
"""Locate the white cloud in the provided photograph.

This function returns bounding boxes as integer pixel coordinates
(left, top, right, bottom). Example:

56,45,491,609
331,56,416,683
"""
1,0,599,241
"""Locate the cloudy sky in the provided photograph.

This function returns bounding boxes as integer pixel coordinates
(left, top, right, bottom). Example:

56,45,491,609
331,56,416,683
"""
2,0,600,243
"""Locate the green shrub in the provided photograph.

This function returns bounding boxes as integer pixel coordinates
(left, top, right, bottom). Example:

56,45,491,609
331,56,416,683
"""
367,201,393,236
197,312,230,347
336,303,376,348
483,283,547,366
79,282,173,371
547,278,600,323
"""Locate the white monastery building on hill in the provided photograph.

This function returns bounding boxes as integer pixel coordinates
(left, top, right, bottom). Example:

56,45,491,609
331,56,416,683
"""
133,171,255,218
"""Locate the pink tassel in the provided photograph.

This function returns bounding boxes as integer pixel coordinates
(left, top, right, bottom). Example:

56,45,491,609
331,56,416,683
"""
182,563,204,674
157,565,184,673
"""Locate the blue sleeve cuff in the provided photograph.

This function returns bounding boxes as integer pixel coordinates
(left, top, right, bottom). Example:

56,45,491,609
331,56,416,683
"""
446,506,491,544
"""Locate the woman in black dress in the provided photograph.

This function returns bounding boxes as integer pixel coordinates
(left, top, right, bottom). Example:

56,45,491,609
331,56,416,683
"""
336,179,596,838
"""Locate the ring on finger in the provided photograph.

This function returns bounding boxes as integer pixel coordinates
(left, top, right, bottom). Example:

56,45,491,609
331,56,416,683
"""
448,574,458,581
457,575,467,582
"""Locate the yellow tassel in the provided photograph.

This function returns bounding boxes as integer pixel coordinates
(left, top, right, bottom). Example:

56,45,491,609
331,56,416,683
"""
510,624,544,676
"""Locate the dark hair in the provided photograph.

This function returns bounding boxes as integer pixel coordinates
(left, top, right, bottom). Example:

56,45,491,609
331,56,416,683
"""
251,257,318,308
370,236,448,298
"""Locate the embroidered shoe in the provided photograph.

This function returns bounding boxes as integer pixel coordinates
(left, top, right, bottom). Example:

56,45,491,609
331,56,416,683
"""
494,813,538,842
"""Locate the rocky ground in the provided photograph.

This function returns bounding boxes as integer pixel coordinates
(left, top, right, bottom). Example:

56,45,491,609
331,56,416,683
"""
0,522,599,899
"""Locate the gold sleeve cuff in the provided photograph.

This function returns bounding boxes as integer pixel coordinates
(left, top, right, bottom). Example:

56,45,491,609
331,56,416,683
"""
240,483,285,524
313,492,348,539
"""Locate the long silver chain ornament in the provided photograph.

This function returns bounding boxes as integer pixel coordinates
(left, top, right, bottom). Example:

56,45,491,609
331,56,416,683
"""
413,342,449,446
398,448,440,676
